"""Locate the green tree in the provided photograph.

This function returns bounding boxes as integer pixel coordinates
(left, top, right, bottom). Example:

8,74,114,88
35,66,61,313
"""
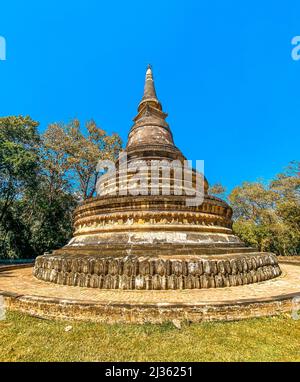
229,162,300,256
43,119,122,200
0,116,40,224
0,116,40,258
0,117,123,259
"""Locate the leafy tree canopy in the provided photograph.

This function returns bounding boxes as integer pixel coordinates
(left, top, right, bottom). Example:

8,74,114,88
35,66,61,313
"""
43,119,122,200
228,161,300,256
0,116,122,259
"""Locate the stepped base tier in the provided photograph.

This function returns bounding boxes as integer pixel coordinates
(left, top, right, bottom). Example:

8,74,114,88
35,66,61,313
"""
33,66,282,289
34,252,281,290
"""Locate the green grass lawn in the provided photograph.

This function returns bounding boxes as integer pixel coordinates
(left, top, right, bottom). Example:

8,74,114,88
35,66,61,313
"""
0,311,299,362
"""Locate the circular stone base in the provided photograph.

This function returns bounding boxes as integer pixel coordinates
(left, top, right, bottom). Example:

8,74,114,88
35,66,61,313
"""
33,252,281,290
1,263,299,323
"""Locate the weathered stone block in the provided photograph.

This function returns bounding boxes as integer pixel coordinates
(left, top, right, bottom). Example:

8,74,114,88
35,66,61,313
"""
236,259,243,273
103,275,114,289
230,260,238,275
152,275,162,290
73,272,80,286
246,272,253,284
250,270,257,283
224,260,231,274
217,261,225,275
82,260,89,274
203,260,211,275
123,259,135,276
165,260,172,276
155,259,166,276
209,275,216,288
241,258,248,272
246,257,253,271
135,275,146,290
145,275,153,290
187,261,198,276
172,261,183,276
62,272,68,285
186,275,195,289
236,274,243,286
251,257,257,270
222,275,230,287
215,274,224,288
79,274,86,287
57,272,64,285
88,258,95,274
229,274,237,286
168,275,177,289
108,259,119,276
139,259,150,276
177,276,184,289
210,261,218,276
50,269,58,283
241,273,248,285
66,272,73,286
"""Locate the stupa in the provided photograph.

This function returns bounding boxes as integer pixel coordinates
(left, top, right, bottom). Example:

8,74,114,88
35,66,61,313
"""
34,66,281,290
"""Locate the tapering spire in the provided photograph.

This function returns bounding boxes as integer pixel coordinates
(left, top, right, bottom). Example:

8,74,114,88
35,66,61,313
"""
138,65,162,111
143,64,157,100
127,65,181,155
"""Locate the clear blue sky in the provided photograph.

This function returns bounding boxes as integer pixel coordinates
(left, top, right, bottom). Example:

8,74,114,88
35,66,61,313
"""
0,0,299,191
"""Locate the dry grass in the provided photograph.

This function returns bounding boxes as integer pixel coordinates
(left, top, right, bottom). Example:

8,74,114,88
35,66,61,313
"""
0,312,299,362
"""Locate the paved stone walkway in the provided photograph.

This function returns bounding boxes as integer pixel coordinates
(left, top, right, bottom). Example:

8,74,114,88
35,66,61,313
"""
0,264,300,304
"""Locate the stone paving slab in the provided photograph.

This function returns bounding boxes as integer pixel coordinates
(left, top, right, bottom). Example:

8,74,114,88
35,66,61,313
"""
1,264,300,323
0,264,299,304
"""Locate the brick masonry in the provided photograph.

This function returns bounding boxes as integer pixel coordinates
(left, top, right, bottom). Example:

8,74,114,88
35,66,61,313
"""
33,252,281,290
1,262,300,323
